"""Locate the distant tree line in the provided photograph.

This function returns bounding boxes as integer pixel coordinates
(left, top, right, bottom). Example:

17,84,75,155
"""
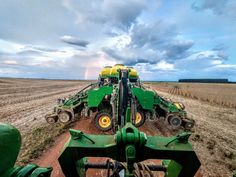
178,79,229,83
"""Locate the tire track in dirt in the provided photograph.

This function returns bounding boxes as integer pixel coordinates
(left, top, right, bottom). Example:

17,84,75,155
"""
0,84,88,134
0,83,87,106
0,88,78,118
0,88,78,106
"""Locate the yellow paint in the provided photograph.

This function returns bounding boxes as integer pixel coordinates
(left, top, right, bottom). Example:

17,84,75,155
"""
136,112,142,124
99,64,138,78
98,115,111,128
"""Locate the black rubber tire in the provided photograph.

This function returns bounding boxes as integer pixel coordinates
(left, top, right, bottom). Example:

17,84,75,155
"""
135,110,145,127
167,114,182,129
58,111,71,123
45,115,58,124
184,119,195,130
94,111,112,131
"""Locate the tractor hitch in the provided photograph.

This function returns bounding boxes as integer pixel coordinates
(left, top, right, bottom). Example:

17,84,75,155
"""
84,161,167,172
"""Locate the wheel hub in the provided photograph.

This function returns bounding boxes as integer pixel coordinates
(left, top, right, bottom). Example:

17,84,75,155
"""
135,112,142,124
46,117,57,124
59,112,71,123
169,115,182,128
99,116,111,128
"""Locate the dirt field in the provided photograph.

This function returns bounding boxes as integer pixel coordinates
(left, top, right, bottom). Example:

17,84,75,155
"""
0,78,89,134
149,82,236,108
0,78,90,163
0,78,235,177
150,83,236,177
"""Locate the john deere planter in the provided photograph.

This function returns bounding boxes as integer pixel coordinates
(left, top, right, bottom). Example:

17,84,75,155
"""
0,69,201,177
45,64,195,131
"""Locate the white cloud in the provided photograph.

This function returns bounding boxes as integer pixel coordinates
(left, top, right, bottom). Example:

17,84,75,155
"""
155,60,174,70
103,21,195,66
211,60,223,65
0,39,24,53
214,64,236,69
108,34,131,50
2,60,18,65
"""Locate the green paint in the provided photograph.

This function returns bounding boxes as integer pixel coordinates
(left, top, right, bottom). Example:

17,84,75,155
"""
0,123,21,175
163,160,182,177
131,87,155,110
59,123,200,177
0,123,52,177
87,86,113,107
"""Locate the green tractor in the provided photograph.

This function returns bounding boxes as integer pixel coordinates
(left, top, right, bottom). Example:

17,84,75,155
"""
0,69,201,177
45,64,195,131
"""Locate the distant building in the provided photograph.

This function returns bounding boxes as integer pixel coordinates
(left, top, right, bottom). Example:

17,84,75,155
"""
178,79,229,83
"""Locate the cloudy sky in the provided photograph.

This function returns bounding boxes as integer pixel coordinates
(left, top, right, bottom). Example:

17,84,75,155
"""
0,0,236,81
